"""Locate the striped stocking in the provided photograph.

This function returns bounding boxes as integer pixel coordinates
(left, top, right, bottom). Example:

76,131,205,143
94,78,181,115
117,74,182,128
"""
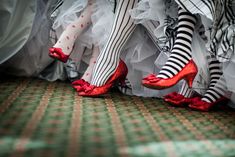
91,0,138,86
179,81,195,98
157,7,196,79
201,56,226,103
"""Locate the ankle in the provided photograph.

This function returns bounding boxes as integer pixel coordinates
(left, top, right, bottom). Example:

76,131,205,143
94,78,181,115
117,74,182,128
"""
201,97,212,103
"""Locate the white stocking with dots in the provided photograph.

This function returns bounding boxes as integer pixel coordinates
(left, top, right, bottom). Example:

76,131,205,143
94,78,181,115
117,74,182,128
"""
53,0,94,55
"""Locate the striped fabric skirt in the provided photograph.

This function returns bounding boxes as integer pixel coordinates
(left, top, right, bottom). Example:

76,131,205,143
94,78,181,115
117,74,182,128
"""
176,0,235,62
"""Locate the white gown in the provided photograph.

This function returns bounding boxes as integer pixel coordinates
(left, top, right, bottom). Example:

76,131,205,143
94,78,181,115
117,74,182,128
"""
0,0,36,64
0,0,61,79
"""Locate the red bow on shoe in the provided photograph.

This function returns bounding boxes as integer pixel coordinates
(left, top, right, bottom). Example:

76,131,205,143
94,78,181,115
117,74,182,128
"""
49,47,69,63
72,79,90,92
78,59,128,97
163,92,199,107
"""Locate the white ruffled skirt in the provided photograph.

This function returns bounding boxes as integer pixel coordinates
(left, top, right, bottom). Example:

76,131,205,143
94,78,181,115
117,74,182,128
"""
0,0,54,78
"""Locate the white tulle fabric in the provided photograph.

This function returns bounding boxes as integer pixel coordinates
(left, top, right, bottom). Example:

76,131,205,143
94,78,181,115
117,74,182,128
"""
0,0,36,64
52,0,88,30
0,0,54,77
91,0,115,48
129,0,178,40
53,0,114,48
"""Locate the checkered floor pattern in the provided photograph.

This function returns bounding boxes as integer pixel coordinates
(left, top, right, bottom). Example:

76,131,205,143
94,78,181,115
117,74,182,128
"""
0,77,235,157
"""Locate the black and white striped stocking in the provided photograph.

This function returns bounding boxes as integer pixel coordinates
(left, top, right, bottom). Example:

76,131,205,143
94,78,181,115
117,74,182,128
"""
179,81,195,98
91,0,137,86
157,7,196,79
202,56,226,103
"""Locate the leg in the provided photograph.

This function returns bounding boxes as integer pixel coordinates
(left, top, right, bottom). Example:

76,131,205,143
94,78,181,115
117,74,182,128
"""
72,46,100,91
77,0,138,96
91,0,138,86
143,7,197,89
49,0,94,62
189,55,227,111
179,81,195,98
158,7,196,79
81,46,100,82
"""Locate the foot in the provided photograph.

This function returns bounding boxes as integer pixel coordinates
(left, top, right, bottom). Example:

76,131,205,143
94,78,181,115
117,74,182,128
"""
78,60,128,97
164,92,194,106
189,57,227,112
189,96,228,111
72,79,90,92
142,60,198,89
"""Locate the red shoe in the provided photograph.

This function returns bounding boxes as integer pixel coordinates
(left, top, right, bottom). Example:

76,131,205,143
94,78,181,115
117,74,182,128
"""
72,79,90,92
49,47,69,63
189,97,228,112
78,60,128,97
163,92,193,107
142,60,198,90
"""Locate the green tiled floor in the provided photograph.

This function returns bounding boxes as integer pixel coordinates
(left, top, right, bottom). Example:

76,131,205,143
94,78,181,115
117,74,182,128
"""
0,77,235,157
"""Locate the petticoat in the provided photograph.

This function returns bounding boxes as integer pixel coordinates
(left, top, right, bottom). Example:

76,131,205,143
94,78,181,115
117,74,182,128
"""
0,0,36,64
0,0,55,78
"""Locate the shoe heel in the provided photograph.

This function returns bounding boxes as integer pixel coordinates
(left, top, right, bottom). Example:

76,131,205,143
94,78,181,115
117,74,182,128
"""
185,72,197,88
78,59,128,97
185,60,198,88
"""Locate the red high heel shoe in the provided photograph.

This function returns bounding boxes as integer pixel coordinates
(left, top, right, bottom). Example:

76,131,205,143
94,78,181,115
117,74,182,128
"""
189,97,228,112
78,60,128,97
49,47,69,63
142,59,198,90
72,79,90,92
163,92,193,106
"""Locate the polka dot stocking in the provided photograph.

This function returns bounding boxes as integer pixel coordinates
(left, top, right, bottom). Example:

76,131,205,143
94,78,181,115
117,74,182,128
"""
53,0,94,55
81,46,100,82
